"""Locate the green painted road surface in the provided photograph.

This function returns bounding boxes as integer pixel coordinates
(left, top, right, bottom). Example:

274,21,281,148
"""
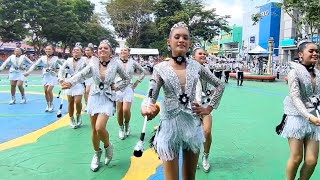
0,76,319,180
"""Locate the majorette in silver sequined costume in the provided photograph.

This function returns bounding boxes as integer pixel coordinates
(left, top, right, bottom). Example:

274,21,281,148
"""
58,56,87,96
66,57,130,116
280,62,320,140
115,58,146,102
143,59,225,161
26,55,63,86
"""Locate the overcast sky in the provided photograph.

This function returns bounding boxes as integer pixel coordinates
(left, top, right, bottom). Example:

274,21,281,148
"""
89,0,282,27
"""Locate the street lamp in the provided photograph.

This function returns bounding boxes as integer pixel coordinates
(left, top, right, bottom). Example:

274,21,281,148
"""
267,37,274,74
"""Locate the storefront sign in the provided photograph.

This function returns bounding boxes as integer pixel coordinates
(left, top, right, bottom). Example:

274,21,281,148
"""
221,33,232,40
280,38,295,47
250,36,255,43
261,10,270,17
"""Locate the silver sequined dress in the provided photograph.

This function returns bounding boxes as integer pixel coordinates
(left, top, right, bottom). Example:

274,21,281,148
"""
281,62,320,140
58,57,87,96
144,59,225,161
84,56,96,86
66,57,130,116
0,55,33,81
115,58,146,102
26,56,63,86
195,65,215,107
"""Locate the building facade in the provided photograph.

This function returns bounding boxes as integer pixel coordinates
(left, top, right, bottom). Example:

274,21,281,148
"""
279,10,319,64
278,10,298,63
242,9,260,58
258,2,281,56
219,25,243,58
242,2,282,61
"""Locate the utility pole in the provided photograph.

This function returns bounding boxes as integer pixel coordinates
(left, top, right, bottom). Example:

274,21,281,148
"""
267,37,274,74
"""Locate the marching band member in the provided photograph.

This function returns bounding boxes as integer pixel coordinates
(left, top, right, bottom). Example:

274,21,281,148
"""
24,45,63,112
214,61,223,80
235,61,244,86
0,48,33,104
224,61,231,83
276,41,320,180
58,43,86,128
84,43,96,111
115,47,146,140
61,40,130,172
141,22,225,180
193,45,216,173
277,40,320,180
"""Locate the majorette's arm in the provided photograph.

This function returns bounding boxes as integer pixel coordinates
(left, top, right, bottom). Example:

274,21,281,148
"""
25,57,43,74
0,56,12,71
288,70,312,120
58,60,69,81
199,65,225,109
66,64,92,86
133,60,146,82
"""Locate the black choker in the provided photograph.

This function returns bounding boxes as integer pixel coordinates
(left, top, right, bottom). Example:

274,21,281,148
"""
86,55,92,59
121,59,128,63
172,56,186,65
74,57,80,61
100,61,110,67
47,54,53,58
301,64,315,72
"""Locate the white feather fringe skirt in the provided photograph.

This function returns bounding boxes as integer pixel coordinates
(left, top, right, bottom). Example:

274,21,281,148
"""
280,115,320,140
42,74,58,86
86,94,116,117
153,111,205,161
116,86,134,102
9,71,24,81
65,83,85,96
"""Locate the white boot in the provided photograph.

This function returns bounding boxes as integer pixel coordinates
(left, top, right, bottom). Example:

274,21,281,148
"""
45,102,49,112
9,96,16,105
125,123,130,137
70,117,76,129
20,96,26,104
104,144,113,165
76,114,82,127
118,125,125,140
202,153,210,173
90,149,102,172
48,102,54,112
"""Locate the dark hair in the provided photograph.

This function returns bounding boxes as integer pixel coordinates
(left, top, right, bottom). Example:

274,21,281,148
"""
85,47,94,52
298,42,313,53
15,47,24,54
192,47,203,56
45,44,56,54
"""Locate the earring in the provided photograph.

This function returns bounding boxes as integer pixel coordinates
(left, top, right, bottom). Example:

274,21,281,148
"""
299,57,303,62
167,45,171,51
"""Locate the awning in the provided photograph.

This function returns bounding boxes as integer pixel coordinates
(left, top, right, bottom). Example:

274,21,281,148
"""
115,48,159,55
248,45,269,54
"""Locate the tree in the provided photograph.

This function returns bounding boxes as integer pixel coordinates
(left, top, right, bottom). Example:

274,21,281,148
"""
134,20,159,48
0,0,28,45
106,0,154,47
42,0,91,51
0,0,117,54
81,17,119,48
183,0,230,42
283,0,320,43
153,0,230,55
